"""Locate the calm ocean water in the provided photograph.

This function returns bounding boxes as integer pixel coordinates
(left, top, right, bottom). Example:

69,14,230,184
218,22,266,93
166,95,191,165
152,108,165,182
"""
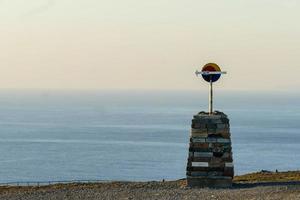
0,90,299,182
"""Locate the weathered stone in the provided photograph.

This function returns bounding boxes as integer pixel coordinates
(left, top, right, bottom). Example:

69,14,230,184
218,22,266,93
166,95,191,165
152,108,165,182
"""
216,132,231,139
206,137,217,143
207,171,224,176
186,111,234,188
206,123,217,129
217,138,231,143
190,128,208,137
190,137,206,143
209,158,225,168
211,119,224,124
188,171,208,177
191,162,209,167
187,176,232,188
191,132,208,137
191,128,207,134
186,166,224,172
225,162,233,167
224,167,234,178
193,152,213,157
216,124,228,129
192,121,209,126
192,142,209,149
222,152,232,159
220,118,230,124
189,157,211,162
190,156,233,163
189,147,209,152
213,152,224,157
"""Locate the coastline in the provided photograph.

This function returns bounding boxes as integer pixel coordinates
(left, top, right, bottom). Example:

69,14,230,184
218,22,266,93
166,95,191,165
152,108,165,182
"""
1,171,300,200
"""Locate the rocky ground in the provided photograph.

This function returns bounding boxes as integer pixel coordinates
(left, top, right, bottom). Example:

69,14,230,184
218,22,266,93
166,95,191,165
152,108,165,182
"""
1,171,300,200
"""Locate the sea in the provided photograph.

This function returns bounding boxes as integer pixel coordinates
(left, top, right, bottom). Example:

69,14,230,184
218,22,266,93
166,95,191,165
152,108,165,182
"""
0,90,299,183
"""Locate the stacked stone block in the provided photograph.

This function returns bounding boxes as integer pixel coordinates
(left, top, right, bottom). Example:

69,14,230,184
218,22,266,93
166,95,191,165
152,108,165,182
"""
186,111,234,187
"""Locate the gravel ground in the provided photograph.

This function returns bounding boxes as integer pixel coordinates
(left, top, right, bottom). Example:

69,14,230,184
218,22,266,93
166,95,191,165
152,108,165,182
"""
1,180,300,200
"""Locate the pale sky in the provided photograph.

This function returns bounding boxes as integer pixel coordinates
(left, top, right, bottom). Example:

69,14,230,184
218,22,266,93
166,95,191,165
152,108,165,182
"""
1,0,300,91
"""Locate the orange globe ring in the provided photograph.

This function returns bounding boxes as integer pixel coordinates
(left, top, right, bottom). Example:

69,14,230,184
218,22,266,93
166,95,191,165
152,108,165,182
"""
202,63,221,72
201,63,221,82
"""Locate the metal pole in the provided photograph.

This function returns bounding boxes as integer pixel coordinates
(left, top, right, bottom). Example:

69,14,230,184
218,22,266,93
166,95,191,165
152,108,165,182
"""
209,78,213,114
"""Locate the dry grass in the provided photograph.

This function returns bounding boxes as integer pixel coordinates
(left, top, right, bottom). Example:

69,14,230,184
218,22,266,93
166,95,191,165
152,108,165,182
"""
234,171,300,183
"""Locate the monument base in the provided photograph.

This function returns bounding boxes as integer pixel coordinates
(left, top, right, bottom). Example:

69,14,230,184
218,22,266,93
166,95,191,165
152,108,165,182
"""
186,111,234,188
187,176,232,188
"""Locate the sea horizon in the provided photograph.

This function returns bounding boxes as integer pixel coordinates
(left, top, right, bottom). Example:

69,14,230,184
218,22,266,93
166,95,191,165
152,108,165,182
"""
0,90,299,183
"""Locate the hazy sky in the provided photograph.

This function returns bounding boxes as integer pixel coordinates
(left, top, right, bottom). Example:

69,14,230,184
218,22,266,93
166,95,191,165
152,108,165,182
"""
1,0,300,91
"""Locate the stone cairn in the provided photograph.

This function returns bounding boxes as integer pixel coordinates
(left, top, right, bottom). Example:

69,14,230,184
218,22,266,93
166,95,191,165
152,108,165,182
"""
186,111,234,187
